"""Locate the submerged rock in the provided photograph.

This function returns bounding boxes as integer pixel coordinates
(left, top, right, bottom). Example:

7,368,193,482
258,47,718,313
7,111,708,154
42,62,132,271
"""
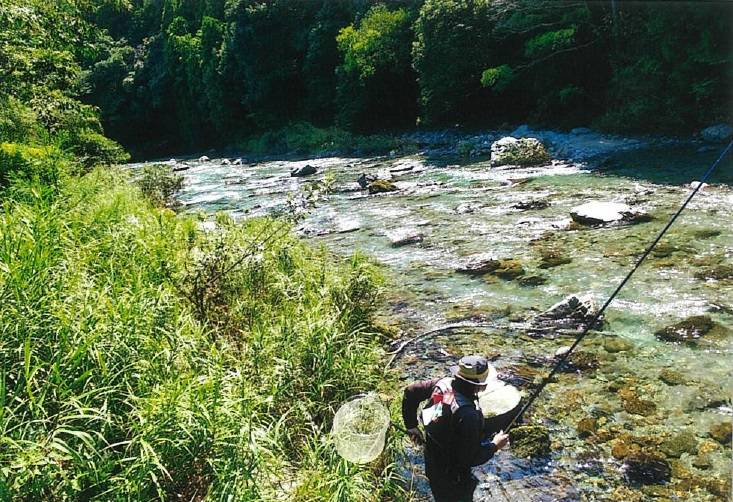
694,264,733,281
508,425,551,458
570,201,648,226
654,315,716,343
577,417,598,438
456,257,525,280
490,136,550,166
291,164,317,177
490,259,525,280
618,386,657,416
368,179,398,194
513,199,550,210
518,274,547,287
603,336,634,353
538,248,572,269
658,368,686,386
623,452,672,485
709,421,732,444
660,430,698,458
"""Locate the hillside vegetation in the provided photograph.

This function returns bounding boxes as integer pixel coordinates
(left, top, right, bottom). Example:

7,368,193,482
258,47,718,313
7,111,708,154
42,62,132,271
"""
0,1,402,499
80,0,733,154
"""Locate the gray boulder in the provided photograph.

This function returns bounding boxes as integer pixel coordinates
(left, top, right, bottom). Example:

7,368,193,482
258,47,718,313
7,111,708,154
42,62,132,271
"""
490,136,550,166
387,228,423,247
570,201,647,225
701,123,733,142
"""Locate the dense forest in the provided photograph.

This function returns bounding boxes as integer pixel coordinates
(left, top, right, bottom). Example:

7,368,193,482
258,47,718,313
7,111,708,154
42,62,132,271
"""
3,0,731,157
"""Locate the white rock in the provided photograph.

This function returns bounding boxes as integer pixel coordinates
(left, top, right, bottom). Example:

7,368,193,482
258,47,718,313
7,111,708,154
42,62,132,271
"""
690,181,708,191
386,228,423,247
570,201,645,225
232,158,243,165
198,155,210,163
221,158,231,165
334,218,361,233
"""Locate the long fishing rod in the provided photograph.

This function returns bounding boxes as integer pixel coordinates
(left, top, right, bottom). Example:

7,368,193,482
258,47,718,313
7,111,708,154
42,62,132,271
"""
505,139,733,432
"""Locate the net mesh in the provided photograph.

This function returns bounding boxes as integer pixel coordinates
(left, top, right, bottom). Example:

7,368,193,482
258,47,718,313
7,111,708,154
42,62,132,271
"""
331,393,391,464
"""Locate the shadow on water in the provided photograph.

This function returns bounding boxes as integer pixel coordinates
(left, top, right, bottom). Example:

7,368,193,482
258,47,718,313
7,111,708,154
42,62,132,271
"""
593,144,733,185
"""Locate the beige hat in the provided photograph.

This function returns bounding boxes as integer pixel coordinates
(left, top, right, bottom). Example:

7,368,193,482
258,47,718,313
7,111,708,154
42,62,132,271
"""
450,355,496,385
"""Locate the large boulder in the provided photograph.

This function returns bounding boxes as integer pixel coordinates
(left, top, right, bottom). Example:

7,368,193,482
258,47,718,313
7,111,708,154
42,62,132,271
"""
701,123,733,142
291,164,317,177
490,136,550,167
570,201,647,225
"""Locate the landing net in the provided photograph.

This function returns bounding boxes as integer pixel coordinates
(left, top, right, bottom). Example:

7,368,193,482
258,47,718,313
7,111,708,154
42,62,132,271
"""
331,393,391,464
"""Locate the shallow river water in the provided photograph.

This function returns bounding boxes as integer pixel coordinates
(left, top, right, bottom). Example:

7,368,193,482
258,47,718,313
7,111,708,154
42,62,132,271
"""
136,137,732,501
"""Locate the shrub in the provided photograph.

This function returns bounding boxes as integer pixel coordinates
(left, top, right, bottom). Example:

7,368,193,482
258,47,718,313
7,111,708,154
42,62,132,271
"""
0,142,68,190
134,163,184,207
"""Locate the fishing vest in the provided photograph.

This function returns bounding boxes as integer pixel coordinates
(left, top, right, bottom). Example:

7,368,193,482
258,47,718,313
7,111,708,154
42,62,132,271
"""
420,377,478,429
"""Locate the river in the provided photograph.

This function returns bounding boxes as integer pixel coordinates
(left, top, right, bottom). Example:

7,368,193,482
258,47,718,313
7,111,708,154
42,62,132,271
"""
134,131,732,501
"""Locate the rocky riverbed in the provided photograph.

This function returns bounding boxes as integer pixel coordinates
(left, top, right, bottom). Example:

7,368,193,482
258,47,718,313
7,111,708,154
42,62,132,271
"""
132,129,732,501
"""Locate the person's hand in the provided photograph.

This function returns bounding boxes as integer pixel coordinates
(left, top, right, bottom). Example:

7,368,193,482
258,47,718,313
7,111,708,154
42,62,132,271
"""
492,430,509,451
406,427,424,445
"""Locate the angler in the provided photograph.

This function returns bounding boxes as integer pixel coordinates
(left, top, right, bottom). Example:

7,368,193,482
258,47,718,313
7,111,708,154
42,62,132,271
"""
402,355,510,502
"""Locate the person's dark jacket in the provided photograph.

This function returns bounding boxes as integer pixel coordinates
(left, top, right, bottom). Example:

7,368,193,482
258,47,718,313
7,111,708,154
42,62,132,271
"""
402,379,497,481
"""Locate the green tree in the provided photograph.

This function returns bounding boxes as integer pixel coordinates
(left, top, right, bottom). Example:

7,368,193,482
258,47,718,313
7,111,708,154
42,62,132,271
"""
336,3,418,131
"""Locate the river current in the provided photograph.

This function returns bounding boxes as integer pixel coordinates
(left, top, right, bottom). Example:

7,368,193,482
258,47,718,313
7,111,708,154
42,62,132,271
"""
134,134,732,501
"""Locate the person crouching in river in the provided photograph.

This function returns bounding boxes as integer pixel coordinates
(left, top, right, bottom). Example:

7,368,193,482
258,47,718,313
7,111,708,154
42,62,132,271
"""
401,355,510,502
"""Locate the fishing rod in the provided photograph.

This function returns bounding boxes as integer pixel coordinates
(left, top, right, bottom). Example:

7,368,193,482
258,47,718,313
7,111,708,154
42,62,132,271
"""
505,139,733,432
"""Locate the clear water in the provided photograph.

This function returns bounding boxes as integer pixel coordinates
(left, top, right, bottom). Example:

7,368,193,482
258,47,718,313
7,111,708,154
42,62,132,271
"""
133,142,732,501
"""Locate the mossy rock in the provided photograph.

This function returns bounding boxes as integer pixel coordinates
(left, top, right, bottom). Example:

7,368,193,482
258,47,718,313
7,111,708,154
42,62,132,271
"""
709,421,732,444
603,336,634,353
694,264,733,281
658,368,686,386
619,387,657,416
577,417,597,438
493,259,525,280
368,179,398,194
692,228,721,240
654,315,716,344
691,453,712,470
480,259,525,281
509,425,551,458
623,451,672,485
518,274,547,287
563,351,599,372
538,249,572,269
660,430,698,458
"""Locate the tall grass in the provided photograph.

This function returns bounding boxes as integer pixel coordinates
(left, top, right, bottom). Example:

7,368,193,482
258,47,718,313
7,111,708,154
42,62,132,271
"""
0,167,404,500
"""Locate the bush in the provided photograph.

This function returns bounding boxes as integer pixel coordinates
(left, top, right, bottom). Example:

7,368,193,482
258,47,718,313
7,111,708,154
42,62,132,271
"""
134,163,184,207
0,142,68,190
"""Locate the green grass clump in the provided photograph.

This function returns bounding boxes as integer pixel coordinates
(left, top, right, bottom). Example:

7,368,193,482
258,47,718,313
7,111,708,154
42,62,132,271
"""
0,168,403,500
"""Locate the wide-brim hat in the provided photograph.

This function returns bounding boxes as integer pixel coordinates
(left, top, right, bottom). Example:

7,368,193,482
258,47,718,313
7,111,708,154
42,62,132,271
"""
450,355,497,386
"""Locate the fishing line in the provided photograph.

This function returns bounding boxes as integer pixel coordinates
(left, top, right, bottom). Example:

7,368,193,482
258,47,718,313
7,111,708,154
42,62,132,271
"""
506,139,733,431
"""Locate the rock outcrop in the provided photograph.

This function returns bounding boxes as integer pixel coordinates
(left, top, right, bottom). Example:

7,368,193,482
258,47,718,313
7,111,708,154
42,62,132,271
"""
368,179,398,194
